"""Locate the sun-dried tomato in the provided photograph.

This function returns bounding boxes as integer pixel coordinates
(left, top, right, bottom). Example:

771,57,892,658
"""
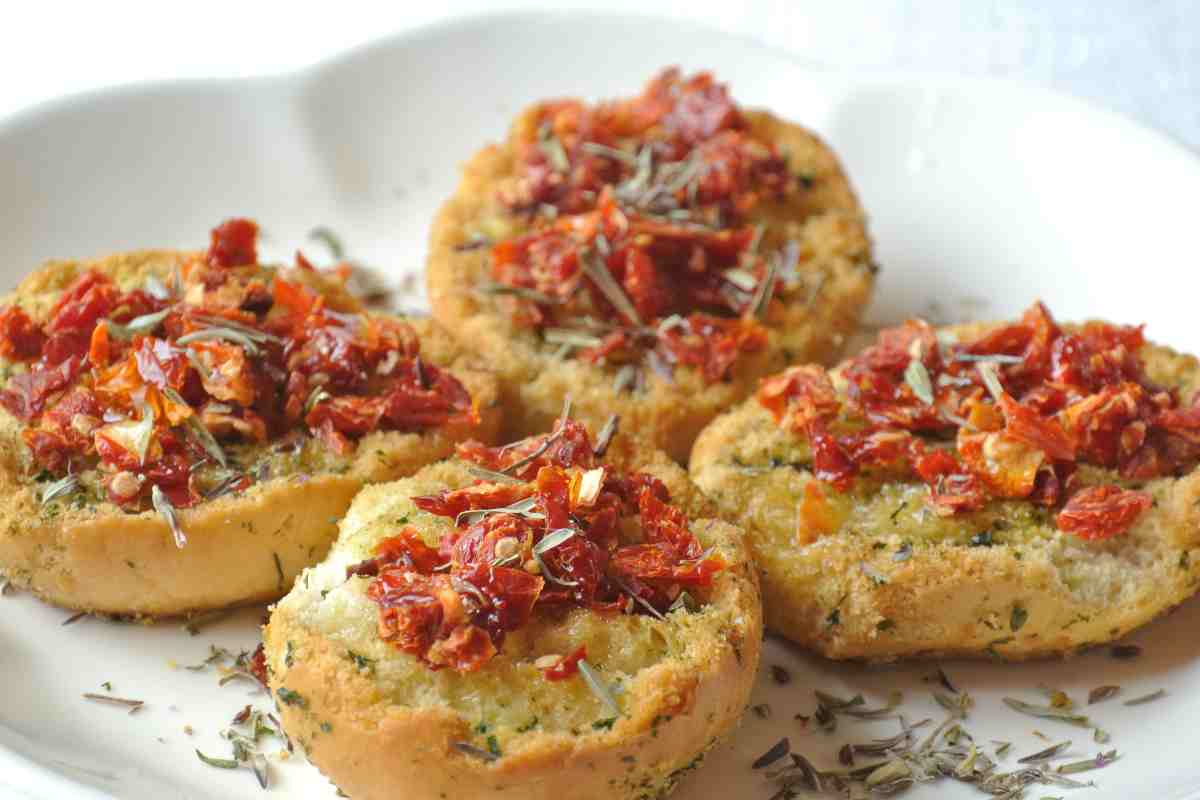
658,314,767,383
760,302,1200,534
372,528,444,573
0,306,45,360
1,219,478,514
758,365,840,422
507,69,790,219
1056,485,1152,540
542,644,588,681
206,218,259,268
998,394,1076,461
488,70,796,381
133,338,193,392
804,417,856,491
456,417,597,480
412,482,532,520
47,271,118,334
0,356,82,421
369,417,722,672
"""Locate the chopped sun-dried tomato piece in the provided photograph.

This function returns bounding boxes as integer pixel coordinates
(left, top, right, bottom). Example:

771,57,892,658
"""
206,218,259,268
0,306,45,360
0,356,82,421
998,394,1076,461
658,314,767,383
47,271,118,334
1056,485,1152,540
542,644,587,681
758,365,840,422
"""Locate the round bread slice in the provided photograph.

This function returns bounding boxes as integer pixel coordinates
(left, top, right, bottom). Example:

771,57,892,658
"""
263,421,762,800
691,305,1200,661
0,230,501,617
428,68,874,462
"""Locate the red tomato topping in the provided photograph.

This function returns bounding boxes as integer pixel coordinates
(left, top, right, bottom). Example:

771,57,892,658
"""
362,417,723,673
206,218,259,268
489,189,772,383
0,220,478,512
507,68,794,218
542,645,588,681
759,302,1197,539
0,306,45,360
1056,485,1153,540
485,69,799,383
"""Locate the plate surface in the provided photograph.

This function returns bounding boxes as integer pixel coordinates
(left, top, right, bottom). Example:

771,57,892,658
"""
2,11,1199,800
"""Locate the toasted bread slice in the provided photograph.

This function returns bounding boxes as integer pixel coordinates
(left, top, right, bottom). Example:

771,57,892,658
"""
264,427,761,800
428,70,874,462
691,313,1200,660
0,246,501,617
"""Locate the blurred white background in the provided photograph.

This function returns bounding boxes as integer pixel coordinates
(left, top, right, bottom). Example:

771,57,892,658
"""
1,0,1196,149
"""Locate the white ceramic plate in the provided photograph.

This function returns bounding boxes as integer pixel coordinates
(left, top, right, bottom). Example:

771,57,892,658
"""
2,10,1199,800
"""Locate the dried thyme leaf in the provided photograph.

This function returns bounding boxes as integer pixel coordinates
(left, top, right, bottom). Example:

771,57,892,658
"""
543,327,604,349
746,250,781,320
976,362,1006,400
455,496,543,527
1087,685,1120,705
1018,740,1072,763
475,281,555,305
1002,697,1091,727
668,591,698,614
40,474,80,506
580,141,637,165
537,124,570,173
463,465,524,485
577,659,622,719
176,326,262,355
1057,749,1118,774
612,364,638,394
592,415,619,458
954,353,1023,364
500,429,562,475
308,227,345,259
904,359,935,405
753,737,790,769
82,693,144,714
105,308,171,340
814,690,865,711
580,249,642,326
1123,688,1166,706
152,485,187,548
930,666,958,694
452,741,499,762
196,749,239,769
